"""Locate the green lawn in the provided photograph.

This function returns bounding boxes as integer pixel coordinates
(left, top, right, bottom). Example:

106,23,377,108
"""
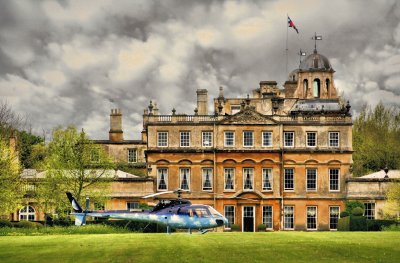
0,232,399,263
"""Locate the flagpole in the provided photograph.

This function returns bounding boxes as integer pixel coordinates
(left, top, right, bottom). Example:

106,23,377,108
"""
286,15,288,75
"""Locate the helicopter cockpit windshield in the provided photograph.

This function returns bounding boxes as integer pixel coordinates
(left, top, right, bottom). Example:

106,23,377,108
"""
208,206,223,217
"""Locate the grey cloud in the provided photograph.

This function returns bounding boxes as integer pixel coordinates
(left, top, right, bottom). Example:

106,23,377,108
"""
0,0,399,140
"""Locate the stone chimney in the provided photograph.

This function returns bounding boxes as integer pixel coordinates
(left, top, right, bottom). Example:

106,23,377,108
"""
109,109,123,142
196,89,208,115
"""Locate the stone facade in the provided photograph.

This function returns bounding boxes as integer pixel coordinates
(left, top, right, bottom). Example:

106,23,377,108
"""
143,49,355,231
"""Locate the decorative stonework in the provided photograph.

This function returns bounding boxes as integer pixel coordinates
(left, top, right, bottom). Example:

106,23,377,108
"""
219,106,277,124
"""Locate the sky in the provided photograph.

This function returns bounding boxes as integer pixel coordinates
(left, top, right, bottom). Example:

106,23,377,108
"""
0,0,399,140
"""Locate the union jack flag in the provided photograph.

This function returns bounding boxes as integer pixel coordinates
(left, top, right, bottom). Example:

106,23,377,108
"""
288,16,299,34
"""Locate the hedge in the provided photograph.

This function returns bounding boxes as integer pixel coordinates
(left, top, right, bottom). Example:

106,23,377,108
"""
338,216,367,231
367,220,398,231
0,220,13,228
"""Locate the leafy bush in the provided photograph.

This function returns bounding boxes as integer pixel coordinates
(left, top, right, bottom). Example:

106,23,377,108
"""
349,216,367,231
14,221,43,229
53,217,73,227
367,220,398,231
382,224,400,231
0,220,13,228
257,224,266,231
230,224,240,231
345,201,364,214
351,207,364,216
340,211,350,218
338,217,350,231
338,216,368,231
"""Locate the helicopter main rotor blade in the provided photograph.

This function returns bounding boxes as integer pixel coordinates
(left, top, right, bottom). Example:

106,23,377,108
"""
143,191,174,199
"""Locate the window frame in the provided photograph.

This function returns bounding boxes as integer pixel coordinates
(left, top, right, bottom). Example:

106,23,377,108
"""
127,202,139,211
284,168,294,191
224,205,235,225
19,205,36,221
262,205,273,230
224,168,235,191
262,168,273,191
364,203,375,220
329,132,340,147
180,131,190,147
157,131,168,147
243,168,254,190
306,168,317,192
262,131,273,147
243,131,254,147
306,206,318,230
329,206,340,230
201,168,213,191
306,132,317,147
127,148,137,163
202,131,213,147
283,206,294,230
157,168,168,191
284,132,294,147
179,168,191,190
329,168,340,192
224,131,235,147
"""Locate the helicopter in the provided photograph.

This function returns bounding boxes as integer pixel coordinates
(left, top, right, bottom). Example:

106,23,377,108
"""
66,189,229,234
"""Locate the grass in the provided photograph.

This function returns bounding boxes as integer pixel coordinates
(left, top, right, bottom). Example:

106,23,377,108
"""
0,232,399,263
0,224,132,236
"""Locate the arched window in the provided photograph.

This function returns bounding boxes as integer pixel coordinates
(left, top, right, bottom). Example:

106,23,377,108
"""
326,79,330,97
19,205,36,221
303,79,308,97
313,79,320,98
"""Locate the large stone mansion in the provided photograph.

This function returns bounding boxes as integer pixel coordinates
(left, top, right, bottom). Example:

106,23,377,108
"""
15,48,399,231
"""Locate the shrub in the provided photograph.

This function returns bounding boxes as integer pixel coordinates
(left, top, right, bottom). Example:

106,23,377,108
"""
345,201,364,214
338,217,350,231
382,224,400,231
351,207,364,216
14,221,43,229
349,216,367,231
338,216,368,231
340,211,350,218
257,224,266,231
0,220,13,228
53,217,73,227
367,220,398,231
230,224,240,231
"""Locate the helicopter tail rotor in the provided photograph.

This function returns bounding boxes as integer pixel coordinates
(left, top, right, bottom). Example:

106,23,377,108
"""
66,192,89,226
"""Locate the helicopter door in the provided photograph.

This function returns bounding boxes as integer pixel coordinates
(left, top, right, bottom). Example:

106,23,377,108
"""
242,206,255,232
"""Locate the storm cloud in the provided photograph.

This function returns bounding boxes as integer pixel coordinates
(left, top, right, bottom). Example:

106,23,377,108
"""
0,0,399,139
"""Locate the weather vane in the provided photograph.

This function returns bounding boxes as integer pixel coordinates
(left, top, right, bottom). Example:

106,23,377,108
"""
311,32,322,52
299,49,306,66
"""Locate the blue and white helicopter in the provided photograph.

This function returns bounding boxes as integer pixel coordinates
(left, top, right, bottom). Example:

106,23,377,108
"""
66,189,228,234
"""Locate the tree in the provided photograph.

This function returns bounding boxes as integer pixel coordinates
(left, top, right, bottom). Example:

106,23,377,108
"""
0,139,23,215
18,130,45,169
352,102,400,176
0,100,25,140
36,126,115,216
384,183,400,219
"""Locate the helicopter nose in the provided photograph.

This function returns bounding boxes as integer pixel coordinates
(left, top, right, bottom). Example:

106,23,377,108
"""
216,219,224,227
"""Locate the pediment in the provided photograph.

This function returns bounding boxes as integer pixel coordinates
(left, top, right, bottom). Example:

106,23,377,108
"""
219,106,278,125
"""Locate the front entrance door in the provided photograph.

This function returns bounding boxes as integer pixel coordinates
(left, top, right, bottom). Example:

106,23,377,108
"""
243,206,254,232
